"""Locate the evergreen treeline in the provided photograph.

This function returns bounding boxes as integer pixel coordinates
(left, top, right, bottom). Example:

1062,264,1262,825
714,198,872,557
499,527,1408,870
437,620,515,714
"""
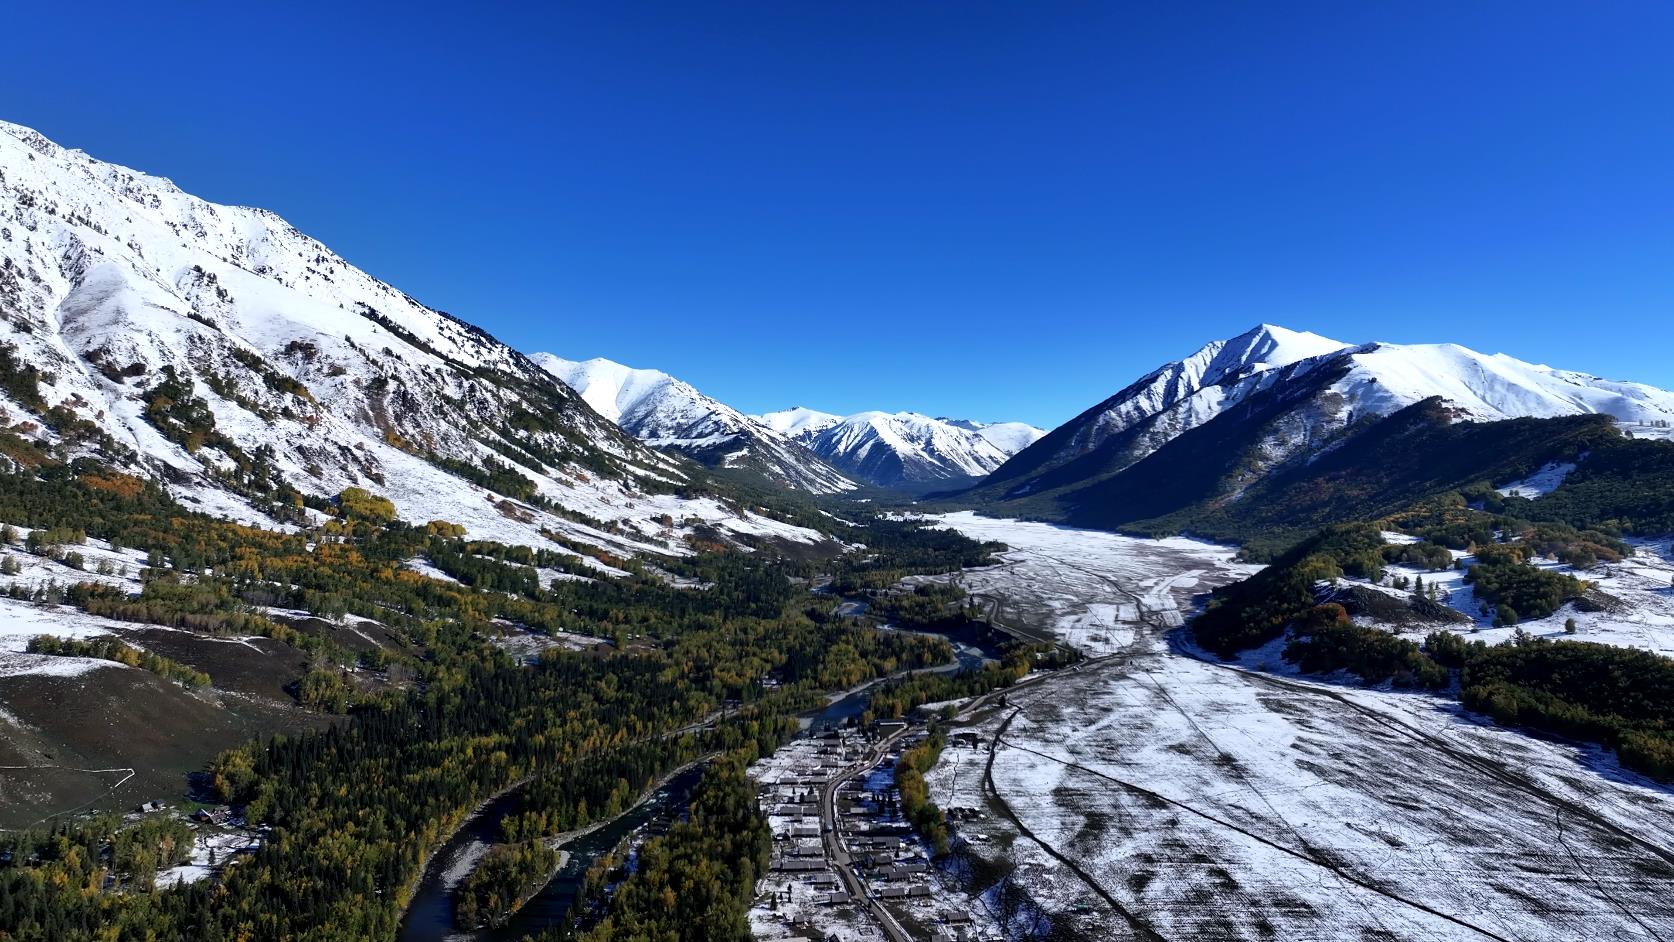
0,813,195,931
25,633,210,688
455,841,562,930
555,760,773,942
895,730,950,854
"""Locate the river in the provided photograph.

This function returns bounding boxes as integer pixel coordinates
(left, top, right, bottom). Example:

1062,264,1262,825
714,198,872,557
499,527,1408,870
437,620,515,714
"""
399,621,996,942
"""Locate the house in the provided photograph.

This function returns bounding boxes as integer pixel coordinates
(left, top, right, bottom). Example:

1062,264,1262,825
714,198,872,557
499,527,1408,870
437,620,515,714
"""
774,858,825,872
193,807,231,826
138,800,165,814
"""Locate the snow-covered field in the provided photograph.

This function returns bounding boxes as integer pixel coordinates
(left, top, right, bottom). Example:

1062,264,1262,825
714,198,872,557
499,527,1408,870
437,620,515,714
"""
916,512,1260,653
919,514,1674,942
156,826,262,887
1366,537,1674,655
1494,460,1576,498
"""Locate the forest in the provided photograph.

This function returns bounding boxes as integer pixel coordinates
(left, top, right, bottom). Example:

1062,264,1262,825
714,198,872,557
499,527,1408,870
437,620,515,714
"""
0,448,990,941
1191,488,1674,783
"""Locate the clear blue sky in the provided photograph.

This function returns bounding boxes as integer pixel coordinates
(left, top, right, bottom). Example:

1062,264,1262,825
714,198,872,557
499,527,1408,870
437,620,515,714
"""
5,2,1672,428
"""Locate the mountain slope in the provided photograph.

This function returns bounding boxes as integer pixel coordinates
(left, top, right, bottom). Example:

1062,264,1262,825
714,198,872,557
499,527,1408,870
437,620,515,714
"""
960,324,1674,548
532,355,855,494
978,324,1351,495
758,408,1045,487
0,119,822,556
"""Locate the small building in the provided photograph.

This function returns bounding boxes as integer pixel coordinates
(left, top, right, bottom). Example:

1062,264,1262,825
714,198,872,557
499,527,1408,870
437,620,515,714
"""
774,858,825,872
193,807,231,826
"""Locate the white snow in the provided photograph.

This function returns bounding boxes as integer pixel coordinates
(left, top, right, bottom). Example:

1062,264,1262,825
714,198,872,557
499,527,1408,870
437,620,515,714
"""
919,514,1674,940
533,355,856,494
157,828,262,887
1374,538,1674,655
1333,341,1674,425
755,408,1043,484
1009,323,1674,496
916,512,1259,654
1494,460,1578,498
755,406,843,440
0,119,825,563
0,593,141,653
0,649,117,678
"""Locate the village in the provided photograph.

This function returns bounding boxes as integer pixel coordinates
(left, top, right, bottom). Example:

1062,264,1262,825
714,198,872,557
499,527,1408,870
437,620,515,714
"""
747,719,1002,942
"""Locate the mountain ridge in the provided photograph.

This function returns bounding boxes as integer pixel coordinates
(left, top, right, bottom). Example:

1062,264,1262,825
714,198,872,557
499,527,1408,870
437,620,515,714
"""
532,354,856,494
0,118,825,557
954,323,1674,548
758,407,1045,486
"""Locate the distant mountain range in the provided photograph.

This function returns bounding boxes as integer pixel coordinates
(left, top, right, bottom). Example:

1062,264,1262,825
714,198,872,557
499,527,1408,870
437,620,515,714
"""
755,408,1045,487
532,355,1045,490
531,355,856,494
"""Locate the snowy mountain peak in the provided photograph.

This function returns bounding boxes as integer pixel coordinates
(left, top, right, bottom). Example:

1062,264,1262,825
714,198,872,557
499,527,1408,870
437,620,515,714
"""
1211,324,1349,380
756,406,843,440
759,408,1045,486
534,355,855,494
534,355,684,426
0,119,828,554
984,323,1674,501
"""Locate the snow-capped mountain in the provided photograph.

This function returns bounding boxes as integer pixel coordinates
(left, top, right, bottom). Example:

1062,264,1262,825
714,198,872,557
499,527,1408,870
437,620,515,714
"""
757,408,1045,486
944,418,1051,456
532,355,854,494
980,323,1674,504
0,119,822,555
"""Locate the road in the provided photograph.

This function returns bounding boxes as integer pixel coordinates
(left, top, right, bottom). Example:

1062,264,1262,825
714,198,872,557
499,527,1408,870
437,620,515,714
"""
819,724,915,942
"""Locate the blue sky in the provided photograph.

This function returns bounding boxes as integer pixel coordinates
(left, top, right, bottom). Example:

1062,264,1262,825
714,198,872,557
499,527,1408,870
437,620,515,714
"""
5,2,1672,428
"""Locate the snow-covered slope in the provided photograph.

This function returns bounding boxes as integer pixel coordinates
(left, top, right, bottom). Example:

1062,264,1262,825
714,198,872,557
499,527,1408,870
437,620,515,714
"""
984,324,1350,490
944,418,1048,455
758,408,1045,486
533,355,854,494
0,119,822,555
985,323,1674,499
1329,342,1674,425
756,407,843,441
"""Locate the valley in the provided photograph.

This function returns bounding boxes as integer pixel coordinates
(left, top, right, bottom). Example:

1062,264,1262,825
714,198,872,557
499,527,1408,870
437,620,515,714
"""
2,111,1674,942
915,517,1674,942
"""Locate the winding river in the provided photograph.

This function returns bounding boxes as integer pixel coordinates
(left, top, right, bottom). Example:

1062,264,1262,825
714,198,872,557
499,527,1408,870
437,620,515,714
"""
399,623,997,942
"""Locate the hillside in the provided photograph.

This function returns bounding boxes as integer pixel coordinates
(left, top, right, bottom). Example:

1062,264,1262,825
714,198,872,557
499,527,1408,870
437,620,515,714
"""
0,119,820,559
954,324,1674,552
